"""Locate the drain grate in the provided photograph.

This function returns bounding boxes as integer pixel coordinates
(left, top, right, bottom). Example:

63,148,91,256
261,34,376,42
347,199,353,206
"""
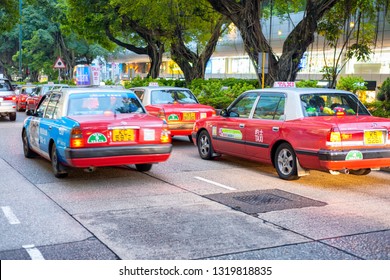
204,189,327,214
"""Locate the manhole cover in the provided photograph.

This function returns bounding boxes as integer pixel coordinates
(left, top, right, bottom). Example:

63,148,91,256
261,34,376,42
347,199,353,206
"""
204,189,327,214
233,193,291,205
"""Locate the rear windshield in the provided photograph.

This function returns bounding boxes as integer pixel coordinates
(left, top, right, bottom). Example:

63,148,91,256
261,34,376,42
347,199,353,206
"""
151,89,198,104
300,93,370,117
67,92,145,116
0,79,13,91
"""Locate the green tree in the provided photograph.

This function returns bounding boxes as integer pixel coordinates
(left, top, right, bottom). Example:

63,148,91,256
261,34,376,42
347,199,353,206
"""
206,0,340,86
64,0,228,82
318,0,383,88
2,0,109,81
0,0,18,32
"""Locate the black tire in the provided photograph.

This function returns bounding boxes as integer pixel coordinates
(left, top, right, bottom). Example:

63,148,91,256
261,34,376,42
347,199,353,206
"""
349,169,371,176
274,143,299,180
9,112,16,121
22,130,36,158
136,163,153,172
51,143,68,178
197,130,214,160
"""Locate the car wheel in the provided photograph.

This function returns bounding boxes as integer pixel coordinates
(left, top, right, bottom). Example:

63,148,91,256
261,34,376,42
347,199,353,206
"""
197,130,214,160
51,143,68,178
22,130,36,158
135,164,153,172
349,168,371,175
9,112,16,121
275,143,299,180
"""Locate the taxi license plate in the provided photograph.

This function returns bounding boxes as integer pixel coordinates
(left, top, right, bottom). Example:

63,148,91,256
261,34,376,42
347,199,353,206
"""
112,129,135,142
182,112,196,121
364,130,384,145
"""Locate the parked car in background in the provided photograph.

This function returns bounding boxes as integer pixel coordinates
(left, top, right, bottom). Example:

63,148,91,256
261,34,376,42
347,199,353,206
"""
16,84,37,111
192,85,390,180
0,75,17,121
131,84,216,142
25,83,69,113
22,87,172,178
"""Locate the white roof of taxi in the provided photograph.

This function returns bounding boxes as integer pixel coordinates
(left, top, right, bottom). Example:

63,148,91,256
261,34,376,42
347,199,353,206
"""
245,87,353,121
131,86,190,90
59,87,133,95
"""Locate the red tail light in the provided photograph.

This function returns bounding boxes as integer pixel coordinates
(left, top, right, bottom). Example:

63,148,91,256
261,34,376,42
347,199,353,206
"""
327,127,341,143
3,95,16,101
70,127,84,148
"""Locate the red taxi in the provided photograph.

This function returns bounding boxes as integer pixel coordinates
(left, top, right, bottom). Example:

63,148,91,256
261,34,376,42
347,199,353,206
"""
131,85,216,141
25,83,69,113
22,87,172,178
16,84,37,111
192,86,390,180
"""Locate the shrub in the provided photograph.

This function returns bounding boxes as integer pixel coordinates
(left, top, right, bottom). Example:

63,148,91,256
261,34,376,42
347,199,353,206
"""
296,80,320,88
377,78,390,102
336,76,367,93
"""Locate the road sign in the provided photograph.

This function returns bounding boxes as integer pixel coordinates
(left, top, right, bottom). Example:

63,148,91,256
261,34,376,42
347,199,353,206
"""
53,57,66,69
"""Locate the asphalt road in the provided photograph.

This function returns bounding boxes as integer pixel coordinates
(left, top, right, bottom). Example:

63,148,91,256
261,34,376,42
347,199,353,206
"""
0,113,389,260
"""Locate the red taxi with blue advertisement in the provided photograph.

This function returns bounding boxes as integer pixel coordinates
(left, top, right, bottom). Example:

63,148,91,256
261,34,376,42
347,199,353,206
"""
131,84,216,141
192,82,390,180
22,87,172,178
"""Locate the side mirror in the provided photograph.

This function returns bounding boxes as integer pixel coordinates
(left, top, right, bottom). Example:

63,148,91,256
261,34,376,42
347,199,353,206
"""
26,109,33,116
220,109,229,117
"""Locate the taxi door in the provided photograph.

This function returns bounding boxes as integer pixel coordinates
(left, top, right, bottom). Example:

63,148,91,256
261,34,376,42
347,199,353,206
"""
38,92,62,155
211,92,258,157
244,93,286,162
27,94,50,156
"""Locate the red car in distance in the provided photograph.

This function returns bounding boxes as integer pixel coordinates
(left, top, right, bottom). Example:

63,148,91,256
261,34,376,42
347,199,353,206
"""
26,83,69,113
131,85,216,142
16,84,36,111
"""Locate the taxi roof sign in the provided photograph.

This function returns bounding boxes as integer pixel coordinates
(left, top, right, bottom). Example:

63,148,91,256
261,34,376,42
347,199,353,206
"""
273,81,296,88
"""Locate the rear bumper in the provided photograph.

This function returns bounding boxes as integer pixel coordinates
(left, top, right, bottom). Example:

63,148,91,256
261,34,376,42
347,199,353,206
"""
318,148,390,170
64,144,172,167
0,104,16,113
168,122,193,136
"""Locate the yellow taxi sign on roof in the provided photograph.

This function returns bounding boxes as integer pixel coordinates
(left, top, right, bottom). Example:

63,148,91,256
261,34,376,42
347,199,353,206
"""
273,81,296,88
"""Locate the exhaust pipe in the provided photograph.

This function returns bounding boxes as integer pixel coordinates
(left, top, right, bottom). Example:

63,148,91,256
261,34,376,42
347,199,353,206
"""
329,168,349,175
84,167,96,173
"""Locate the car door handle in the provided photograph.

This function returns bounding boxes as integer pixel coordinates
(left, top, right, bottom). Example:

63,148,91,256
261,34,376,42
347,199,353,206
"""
272,126,279,132
48,125,52,130
239,124,245,128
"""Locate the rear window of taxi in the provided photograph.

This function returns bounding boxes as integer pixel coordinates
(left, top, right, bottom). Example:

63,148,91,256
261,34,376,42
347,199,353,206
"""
67,92,145,116
150,89,198,104
300,93,370,117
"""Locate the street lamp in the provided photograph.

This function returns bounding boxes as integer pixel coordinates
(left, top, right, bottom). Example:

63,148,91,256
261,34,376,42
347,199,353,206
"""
19,0,23,80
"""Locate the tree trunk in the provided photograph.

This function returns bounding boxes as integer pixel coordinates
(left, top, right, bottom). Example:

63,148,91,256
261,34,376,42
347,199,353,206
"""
170,17,227,83
207,0,339,86
105,24,164,79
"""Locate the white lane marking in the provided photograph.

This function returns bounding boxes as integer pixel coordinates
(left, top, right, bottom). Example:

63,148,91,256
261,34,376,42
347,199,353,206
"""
1,206,21,225
194,176,237,191
23,245,45,260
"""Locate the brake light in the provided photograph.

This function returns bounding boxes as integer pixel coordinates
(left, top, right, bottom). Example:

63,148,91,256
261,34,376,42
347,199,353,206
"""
160,128,171,143
3,95,16,101
70,127,84,148
327,127,341,142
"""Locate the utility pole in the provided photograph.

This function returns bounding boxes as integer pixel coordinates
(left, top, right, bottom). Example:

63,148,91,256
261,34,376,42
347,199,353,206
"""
19,0,23,80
